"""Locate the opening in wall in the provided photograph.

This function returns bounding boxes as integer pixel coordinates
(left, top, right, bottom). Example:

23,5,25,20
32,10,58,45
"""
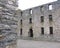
20,19,22,25
29,18,32,24
29,9,32,15
49,27,53,34
41,27,44,35
28,28,33,37
21,12,23,16
40,6,44,12
48,4,53,10
41,16,44,22
20,28,22,35
49,15,53,21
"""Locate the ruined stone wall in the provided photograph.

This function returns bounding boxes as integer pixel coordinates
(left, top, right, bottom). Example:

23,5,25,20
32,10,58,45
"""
0,0,18,48
19,0,60,42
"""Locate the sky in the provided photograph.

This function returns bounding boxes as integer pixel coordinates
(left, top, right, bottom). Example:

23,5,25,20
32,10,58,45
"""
18,0,57,10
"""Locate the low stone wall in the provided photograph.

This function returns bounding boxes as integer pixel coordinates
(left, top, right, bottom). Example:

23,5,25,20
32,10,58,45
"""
19,34,60,42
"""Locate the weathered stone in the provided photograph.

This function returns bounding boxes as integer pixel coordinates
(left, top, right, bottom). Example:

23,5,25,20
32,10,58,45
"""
18,0,60,42
0,0,18,48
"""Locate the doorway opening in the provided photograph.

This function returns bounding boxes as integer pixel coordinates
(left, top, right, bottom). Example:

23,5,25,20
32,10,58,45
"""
28,28,33,37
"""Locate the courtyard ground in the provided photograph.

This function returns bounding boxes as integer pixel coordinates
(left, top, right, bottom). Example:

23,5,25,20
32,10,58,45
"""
17,39,60,48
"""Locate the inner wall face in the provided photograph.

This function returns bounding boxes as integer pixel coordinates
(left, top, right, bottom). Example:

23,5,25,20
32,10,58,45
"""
18,0,60,41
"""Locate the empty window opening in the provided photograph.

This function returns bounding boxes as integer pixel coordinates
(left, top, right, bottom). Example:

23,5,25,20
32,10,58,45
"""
41,16,44,22
49,15,53,21
20,28,22,35
28,28,33,37
50,27,53,34
41,27,44,35
21,12,23,16
49,4,53,10
20,19,22,25
29,18,32,23
30,9,32,14
40,6,44,12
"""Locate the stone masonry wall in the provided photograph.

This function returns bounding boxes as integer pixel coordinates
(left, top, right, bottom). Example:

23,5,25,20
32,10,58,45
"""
19,0,60,42
0,0,18,48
